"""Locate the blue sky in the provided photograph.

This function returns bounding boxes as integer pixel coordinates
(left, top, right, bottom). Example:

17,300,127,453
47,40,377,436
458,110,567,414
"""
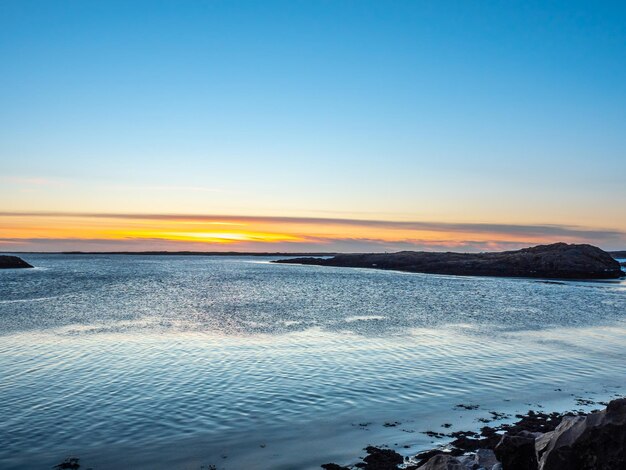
1,1,625,251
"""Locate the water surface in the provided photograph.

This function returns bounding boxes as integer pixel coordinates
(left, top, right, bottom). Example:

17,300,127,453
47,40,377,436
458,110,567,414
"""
1,254,625,469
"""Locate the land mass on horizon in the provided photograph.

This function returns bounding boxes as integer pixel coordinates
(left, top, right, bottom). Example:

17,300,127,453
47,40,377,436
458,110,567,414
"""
274,243,625,280
0,255,33,269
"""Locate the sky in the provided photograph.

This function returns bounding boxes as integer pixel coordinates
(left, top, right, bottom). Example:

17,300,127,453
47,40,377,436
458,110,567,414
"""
1,0,625,252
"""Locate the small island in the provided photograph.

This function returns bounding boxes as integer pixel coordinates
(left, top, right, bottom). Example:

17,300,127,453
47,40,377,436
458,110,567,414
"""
0,255,34,269
274,243,625,280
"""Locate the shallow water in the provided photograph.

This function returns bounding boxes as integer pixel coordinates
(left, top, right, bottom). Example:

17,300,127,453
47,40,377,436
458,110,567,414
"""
0,254,625,469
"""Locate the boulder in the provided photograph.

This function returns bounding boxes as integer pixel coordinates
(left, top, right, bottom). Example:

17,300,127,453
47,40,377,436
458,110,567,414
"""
418,454,465,469
474,448,498,468
538,398,626,470
534,430,555,462
414,450,449,467
494,434,538,470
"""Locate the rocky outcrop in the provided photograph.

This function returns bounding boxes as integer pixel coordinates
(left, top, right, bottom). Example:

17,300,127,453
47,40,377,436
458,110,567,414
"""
410,398,626,470
0,255,33,269
276,243,624,279
494,434,538,470
538,398,626,470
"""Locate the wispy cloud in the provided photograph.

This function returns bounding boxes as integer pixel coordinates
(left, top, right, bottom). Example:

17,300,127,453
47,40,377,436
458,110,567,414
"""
112,185,225,193
1,211,623,241
0,236,525,253
0,176,67,187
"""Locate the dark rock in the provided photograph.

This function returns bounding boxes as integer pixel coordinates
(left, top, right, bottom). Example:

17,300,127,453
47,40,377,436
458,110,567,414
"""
413,450,448,467
54,457,80,469
324,401,626,470
455,404,480,410
275,243,623,279
494,434,538,470
412,408,575,468
474,448,498,468
501,410,571,436
360,446,404,470
448,431,491,453
538,398,626,470
0,255,33,269
416,454,465,469
321,464,350,470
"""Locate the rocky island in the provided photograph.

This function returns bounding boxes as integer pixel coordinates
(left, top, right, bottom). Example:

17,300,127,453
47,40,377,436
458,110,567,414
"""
0,255,33,269
274,243,625,280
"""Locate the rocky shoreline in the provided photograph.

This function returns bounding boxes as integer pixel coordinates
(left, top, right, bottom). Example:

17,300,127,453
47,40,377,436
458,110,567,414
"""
0,255,33,269
49,396,626,470
321,398,626,470
274,243,625,280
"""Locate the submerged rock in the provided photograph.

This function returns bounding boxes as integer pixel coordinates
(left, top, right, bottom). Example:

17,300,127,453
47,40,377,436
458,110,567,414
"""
357,446,404,469
53,457,80,469
321,464,350,470
275,243,624,279
0,255,33,269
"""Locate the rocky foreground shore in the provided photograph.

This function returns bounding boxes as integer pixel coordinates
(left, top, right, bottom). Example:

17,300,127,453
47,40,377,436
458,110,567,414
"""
275,243,625,280
0,255,33,269
322,398,626,470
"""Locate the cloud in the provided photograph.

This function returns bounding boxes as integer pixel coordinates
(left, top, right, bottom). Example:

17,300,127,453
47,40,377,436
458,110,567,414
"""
0,176,66,187
112,185,225,193
1,211,624,241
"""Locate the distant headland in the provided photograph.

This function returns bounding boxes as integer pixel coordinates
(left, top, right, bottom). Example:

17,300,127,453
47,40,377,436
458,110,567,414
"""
0,255,33,269
274,243,625,280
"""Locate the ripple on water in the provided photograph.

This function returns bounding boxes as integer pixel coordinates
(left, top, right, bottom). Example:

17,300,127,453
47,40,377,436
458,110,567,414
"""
0,255,625,469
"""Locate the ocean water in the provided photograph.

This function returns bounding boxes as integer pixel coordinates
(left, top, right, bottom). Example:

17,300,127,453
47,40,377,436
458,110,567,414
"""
0,254,625,469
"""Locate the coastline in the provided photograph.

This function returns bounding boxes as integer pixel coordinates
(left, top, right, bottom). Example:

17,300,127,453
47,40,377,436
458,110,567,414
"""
320,395,626,469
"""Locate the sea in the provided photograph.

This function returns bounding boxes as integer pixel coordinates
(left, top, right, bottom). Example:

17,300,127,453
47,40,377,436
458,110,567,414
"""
1,254,625,469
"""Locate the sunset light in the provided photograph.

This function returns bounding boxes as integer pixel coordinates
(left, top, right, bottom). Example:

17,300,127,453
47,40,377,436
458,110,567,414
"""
1,2,626,469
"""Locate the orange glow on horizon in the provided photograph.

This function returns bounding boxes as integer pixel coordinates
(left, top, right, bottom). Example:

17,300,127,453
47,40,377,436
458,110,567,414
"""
114,229,304,244
0,212,623,252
